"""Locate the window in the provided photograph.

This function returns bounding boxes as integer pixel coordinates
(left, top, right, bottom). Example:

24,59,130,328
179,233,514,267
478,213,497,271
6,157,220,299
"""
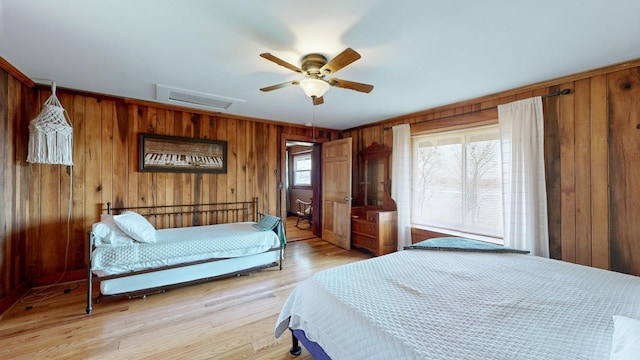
293,153,312,186
412,125,503,239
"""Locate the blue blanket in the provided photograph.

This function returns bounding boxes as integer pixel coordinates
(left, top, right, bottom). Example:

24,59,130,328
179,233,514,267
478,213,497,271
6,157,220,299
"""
253,214,286,246
404,237,529,254
253,214,280,231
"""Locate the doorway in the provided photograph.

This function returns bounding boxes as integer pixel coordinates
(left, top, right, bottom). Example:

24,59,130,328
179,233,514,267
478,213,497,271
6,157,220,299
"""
284,140,315,241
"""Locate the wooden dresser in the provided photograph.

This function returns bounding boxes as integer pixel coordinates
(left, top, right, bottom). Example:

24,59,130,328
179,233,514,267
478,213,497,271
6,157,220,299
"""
351,207,397,256
350,142,398,256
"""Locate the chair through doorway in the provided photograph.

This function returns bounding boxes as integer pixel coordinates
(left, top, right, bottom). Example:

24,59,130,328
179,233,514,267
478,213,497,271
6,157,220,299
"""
295,199,312,228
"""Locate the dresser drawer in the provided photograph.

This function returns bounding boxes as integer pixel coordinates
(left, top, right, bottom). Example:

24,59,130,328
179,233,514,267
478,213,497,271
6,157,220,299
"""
350,209,397,257
351,219,377,237
352,233,377,253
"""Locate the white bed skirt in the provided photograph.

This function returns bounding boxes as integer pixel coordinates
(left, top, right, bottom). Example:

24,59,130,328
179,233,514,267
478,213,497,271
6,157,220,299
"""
100,251,280,295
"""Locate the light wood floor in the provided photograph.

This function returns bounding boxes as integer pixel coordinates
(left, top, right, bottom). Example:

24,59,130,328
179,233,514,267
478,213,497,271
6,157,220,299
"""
284,216,314,242
0,238,371,360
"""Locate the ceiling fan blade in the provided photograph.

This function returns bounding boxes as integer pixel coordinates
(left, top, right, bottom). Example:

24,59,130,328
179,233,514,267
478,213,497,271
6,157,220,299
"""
260,53,303,74
312,96,324,105
328,78,374,93
260,80,299,92
320,48,361,75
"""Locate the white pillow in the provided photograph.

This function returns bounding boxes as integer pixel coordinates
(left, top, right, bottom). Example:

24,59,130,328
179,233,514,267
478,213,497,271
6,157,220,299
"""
113,211,156,243
91,215,134,245
610,315,640,360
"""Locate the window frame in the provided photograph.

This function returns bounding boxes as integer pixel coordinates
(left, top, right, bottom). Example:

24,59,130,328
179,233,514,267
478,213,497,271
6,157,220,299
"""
291,152,313,189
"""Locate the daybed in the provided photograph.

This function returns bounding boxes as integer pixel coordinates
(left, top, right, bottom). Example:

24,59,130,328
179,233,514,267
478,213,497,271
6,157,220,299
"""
87,198,284,314
275,238,640,359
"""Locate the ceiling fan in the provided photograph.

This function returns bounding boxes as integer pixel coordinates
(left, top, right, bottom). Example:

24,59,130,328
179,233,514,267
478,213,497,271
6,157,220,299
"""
259,48,374,105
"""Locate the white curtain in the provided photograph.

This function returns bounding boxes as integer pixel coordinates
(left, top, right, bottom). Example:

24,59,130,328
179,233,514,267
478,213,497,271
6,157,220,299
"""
392,124,412,250
498,97,549,257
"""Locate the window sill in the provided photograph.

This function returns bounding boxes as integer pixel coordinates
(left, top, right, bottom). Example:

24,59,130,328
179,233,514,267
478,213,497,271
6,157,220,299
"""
411,224,503,245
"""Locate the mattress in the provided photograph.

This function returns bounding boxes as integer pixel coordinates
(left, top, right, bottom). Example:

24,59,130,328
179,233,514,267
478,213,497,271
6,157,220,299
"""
92,222,280,275
99,251,280,295
275,250,640,359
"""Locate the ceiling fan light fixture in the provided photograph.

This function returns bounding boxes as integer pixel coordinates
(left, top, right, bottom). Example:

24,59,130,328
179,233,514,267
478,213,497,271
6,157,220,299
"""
260,48,372,104
300,78,330,98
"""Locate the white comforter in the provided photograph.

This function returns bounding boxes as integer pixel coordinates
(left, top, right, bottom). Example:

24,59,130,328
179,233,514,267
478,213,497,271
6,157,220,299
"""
93,222,280,275
275,250,640,359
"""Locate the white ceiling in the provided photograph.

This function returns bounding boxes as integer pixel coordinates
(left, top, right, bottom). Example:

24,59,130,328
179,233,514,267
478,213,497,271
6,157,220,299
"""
2,0,640,130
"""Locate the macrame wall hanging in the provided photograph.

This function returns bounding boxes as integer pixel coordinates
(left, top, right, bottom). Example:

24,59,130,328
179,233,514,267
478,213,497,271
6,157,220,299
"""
22,82,75,308
27,82,73,165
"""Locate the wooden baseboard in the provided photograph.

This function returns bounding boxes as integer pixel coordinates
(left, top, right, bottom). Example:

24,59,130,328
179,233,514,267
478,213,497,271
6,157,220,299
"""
0,281,31,316
30,269,86,288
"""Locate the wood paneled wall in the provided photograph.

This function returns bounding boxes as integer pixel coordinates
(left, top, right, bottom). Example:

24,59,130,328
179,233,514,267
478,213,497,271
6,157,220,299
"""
0,61,340,312
0,65,34,311
25,91,338,282
344,59,640,276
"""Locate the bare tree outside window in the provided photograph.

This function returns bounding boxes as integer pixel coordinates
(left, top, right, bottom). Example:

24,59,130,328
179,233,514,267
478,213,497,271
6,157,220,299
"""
414,140,439,209
412,125,503,240
465,133,503,233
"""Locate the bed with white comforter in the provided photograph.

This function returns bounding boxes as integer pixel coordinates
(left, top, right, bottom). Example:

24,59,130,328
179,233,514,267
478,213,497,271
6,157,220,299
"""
92,222,280,275
86,198,284,314
275,245,640,359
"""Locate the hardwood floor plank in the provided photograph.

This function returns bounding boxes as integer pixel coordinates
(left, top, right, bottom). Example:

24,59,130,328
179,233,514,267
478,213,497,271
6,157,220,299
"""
284,216,314,242
0,238,371,359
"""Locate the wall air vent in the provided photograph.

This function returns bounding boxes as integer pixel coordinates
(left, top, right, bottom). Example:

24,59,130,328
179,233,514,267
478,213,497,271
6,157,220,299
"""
155,84,245,111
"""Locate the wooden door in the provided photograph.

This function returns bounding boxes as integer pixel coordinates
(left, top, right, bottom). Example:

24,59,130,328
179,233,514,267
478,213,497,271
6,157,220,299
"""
321,138,352,249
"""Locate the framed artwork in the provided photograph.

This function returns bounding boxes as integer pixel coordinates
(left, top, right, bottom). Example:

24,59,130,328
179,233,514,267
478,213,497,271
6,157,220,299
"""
139,133,227,173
